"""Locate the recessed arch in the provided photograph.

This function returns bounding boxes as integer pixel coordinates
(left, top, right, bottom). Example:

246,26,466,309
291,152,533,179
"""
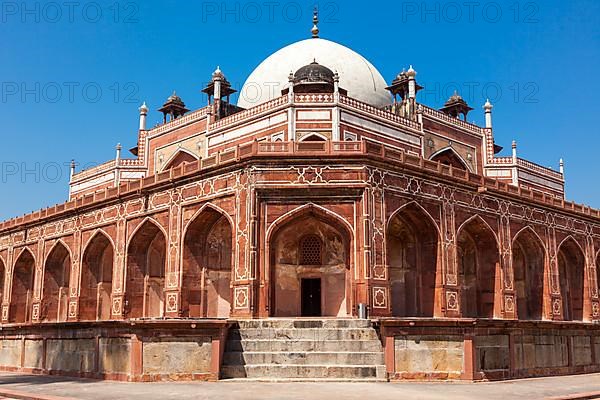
387,201,440,317
182,203,235,241
82,229,116,257
126,217,169,252
80,230,114,321
42,241,72,322
10,248,36,323
386,201,442,238
125,218,167,319
161,148,199,172
456,214,501,318
430,147,472,172
557,236,585,321
267,204,353,317
182,204,233,318
512,226,546,320
456,214,500,248
266,203,354,244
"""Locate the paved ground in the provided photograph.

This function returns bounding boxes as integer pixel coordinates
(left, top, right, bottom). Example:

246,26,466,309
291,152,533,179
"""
0,373,599,400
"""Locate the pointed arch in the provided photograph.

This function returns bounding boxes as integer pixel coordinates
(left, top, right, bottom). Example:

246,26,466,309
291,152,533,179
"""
267,203,353,317
80,230,114,321
430,147,472,172
161,148,199,172
299,132,328,142
42,241,72,322
387,201,441,317
182,203,235,240
82,229,116,257
386,201,441,238
126,217,169,252
10,248,36,323
456,214,501,318
512,226,546,320
125,218,167,319
266,203,354,243
557,236,585,321
182,204,233,318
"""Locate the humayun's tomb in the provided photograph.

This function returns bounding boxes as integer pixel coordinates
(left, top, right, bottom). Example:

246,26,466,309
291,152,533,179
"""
1,13,600,382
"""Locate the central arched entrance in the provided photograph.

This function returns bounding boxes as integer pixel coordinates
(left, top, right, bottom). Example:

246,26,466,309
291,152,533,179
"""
268,206,352,317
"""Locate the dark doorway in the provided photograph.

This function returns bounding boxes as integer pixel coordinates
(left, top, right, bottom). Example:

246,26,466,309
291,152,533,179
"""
301,278,321,317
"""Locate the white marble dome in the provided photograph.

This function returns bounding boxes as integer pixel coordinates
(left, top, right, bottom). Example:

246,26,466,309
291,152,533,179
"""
237,38,391,109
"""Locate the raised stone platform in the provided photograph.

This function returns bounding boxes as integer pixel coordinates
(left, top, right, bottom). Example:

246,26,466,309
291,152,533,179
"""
221,319,386,381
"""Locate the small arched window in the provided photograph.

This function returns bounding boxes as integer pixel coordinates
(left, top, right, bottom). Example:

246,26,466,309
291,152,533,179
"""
300,235,322,265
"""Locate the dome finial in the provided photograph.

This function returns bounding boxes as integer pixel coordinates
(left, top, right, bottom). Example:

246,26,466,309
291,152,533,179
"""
311,6,319,38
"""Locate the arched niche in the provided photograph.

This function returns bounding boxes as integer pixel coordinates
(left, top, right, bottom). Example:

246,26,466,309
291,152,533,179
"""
182,206,233,318
557,238,585,321
80,232,114,321
387,202,440,317
512,228,545,320
125,220,167,319
10,249,35,323
457,217,500,318
42,242,71,322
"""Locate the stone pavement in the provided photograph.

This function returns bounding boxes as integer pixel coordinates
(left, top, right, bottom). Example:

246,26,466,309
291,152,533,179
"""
0,372,599,400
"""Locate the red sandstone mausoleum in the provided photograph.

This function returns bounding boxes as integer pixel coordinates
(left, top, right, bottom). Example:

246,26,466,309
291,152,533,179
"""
1,14,599,382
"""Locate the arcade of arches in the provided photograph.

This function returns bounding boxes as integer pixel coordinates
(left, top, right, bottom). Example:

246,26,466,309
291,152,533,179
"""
0,204,598,323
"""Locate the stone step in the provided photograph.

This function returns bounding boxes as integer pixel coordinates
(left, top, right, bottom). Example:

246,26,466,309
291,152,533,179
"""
236,319,373,329
223,351,385,366
229,328,379,341
225,339,383,352
221,364,386,380
221,377,386,383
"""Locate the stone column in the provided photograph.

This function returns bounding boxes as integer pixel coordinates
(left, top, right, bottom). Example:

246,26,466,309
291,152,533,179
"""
546,227,563,320
67,229,82,321
367,175,391,317
164,194,182,317
230,170,253,318
585,234,599,321
31,239,44,323
1,246,13,322
441,199,460,318
498,212,516,319
111,216,127,319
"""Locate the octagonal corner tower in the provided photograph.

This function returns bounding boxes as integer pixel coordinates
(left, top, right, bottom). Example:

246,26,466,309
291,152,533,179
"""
237,38,390,109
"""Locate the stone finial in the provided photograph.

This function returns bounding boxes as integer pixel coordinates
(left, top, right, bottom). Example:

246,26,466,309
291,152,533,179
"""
139,102,148,130
116,143,122,162
560,158,564,174
484,99,493,128
484,99,493,111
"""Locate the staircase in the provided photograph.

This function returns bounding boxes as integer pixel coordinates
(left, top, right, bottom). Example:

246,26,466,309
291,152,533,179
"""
221,319,387,381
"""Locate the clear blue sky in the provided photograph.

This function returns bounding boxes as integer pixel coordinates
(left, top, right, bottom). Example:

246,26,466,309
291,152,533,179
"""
0,0,598,221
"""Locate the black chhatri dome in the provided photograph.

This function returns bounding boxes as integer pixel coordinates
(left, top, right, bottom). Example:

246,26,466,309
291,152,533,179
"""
293,60,335,85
